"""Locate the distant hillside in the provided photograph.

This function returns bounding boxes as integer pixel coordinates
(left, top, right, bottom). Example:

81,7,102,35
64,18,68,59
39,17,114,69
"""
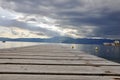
0,37,118,44
0,37,13,41
62,38,115,44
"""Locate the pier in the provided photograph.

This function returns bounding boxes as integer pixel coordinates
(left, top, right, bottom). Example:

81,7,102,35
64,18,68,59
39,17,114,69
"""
0,44,120,80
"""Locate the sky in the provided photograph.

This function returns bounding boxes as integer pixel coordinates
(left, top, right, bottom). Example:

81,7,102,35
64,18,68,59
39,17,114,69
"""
0,0,120,39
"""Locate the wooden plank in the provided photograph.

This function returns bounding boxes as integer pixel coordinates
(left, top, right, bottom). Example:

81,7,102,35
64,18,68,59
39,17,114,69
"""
0,52,105,61
0,74,120,80
0,52,84,56
0,54,105,60
0,53,97,59
0,45,81,53
0,65,120,75
0,59,119,66
0,53,93,57
0,56,105,61
0,50,82,54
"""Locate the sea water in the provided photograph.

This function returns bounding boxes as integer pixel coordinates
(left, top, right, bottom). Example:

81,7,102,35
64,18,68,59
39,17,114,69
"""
0,41,41,49
75,44,120,63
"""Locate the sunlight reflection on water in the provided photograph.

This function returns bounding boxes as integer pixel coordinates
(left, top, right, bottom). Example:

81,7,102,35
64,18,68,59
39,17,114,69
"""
0,41,41,49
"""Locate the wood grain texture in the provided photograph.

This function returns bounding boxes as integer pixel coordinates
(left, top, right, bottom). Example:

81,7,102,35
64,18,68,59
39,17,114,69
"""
0,44,120,80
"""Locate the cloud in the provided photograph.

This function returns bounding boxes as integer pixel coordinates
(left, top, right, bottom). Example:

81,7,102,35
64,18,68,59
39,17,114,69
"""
0,16,60,38
0,26,49,38
0,0,120,39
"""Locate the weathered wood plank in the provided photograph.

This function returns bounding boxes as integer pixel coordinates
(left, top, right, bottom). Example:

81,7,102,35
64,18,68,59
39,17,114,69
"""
0,59,119,66
0,55,105,60
0,53,94,57
0,50,105,60
0,45,81,53
0,65,120,75
0,74,120,80
0,56,105,61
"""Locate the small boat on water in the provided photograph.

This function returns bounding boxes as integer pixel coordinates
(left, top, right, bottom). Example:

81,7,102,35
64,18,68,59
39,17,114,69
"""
103,40,120,46
103,43,111,46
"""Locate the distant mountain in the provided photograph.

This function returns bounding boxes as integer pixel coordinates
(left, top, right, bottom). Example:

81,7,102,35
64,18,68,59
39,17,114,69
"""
0,37,119,44
62,38,115,44
0,37,13,41
10,38,44,42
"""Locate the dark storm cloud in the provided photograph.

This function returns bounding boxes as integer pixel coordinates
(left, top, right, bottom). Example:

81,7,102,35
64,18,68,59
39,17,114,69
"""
66,12,120,37
0,0,120,39
0,0,84,17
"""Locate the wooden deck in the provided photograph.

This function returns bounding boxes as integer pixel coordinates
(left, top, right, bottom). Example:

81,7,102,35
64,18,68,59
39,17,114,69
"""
0,44,120,80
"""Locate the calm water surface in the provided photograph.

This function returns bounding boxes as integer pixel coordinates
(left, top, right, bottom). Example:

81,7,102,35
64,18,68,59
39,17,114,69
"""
75,44,120,63
0,41,67,49
0,41,120,63
0,41,41,49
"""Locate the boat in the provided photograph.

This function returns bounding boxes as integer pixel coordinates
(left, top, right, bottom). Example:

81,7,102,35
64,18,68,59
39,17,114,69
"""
103,43,112,46
103,40,120,46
